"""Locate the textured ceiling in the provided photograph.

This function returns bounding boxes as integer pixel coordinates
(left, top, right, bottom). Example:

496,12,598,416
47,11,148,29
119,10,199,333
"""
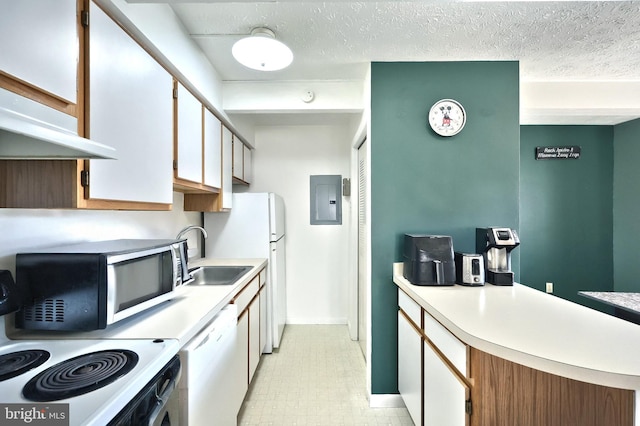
169,1,640,83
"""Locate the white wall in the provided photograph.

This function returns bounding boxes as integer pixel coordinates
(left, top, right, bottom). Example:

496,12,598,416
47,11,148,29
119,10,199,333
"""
99,0,224,112
0,193,201,275
240,125,352,324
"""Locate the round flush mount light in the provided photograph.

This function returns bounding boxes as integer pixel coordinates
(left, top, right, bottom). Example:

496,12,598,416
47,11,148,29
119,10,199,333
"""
232,28,293,71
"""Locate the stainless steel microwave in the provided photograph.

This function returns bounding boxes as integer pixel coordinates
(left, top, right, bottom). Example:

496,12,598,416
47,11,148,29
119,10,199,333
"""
15,239,189,331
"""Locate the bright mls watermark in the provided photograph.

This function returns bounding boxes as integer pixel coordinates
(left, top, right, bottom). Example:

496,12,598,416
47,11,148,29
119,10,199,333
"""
0,404,69,425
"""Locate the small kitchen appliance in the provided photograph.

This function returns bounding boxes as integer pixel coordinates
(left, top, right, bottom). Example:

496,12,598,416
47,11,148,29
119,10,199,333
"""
403,234,455,286
15,239,189,331
454,252,485,286
475,227,520,286
0,269,23,315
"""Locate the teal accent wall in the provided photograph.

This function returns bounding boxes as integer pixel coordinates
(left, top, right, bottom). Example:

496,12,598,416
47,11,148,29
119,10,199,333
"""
370,61,520,394
613,118,640,292
519,126,614,310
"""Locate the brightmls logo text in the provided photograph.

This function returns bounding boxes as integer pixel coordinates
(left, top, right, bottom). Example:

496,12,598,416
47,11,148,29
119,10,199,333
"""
0,404,68,425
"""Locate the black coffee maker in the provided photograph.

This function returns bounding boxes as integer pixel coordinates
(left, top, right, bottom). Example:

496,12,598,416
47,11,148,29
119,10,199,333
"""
475,227,520,286
403,234,455,286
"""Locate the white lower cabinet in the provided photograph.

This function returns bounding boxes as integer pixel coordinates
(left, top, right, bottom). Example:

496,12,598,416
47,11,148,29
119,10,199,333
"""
231,269,266,420
423,340,466,426
398,310,422,425
234,309,249,413
398,289,468,426
248,296,260,382
259,285,267,354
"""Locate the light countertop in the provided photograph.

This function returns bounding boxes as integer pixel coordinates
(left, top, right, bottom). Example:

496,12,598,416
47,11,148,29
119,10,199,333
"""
8,258,267,347
393,262,640,391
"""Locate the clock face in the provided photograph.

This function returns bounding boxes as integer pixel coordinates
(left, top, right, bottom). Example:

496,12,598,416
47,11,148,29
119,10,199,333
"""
428,99,466,137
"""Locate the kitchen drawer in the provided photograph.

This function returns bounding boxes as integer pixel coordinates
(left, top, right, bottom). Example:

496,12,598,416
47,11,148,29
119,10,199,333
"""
423,310,467,374
233,275,259,314
399,289,422,327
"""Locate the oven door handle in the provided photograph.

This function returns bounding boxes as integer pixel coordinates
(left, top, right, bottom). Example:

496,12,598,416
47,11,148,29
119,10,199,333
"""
147,375,178,426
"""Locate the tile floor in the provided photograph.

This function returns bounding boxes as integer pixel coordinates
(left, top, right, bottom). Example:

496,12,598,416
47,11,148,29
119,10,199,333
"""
238,325,414,425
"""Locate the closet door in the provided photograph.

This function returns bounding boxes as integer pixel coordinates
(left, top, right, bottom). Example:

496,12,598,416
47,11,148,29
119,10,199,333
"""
358,139,368,357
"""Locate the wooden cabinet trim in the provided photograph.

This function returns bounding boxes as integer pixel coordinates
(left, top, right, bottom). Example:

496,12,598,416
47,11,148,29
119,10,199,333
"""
172,79,178,179
0,160,79,208
183,193,220,212
81,198,171,211
200,104,205,184
0,72,77,117
237,305,248,321
399,306,422,337
232,176,250,185
469,347,634,426
231,271,264,314
173,177,220,194
400,306,472,395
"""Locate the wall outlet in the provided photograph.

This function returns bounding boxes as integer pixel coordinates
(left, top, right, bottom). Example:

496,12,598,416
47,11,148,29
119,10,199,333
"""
546,282,553,293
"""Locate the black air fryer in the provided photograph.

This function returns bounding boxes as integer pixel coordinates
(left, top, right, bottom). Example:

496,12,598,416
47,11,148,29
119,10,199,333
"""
403,234,455,286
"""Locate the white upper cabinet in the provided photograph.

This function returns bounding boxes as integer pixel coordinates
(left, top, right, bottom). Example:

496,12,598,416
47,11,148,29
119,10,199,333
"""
232,137,244,180
221,125,233,210
87,1,173,204
232,138,252,184
175,82,203,184
203,108,222,189
243,145,253,184
0,0,77,103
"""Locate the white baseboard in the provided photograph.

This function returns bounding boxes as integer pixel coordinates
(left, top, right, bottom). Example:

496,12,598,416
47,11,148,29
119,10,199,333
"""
285,317,347,324
369,394,406,408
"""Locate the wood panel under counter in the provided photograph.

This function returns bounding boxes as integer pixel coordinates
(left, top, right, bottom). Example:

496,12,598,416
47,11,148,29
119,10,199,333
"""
393,263,640,426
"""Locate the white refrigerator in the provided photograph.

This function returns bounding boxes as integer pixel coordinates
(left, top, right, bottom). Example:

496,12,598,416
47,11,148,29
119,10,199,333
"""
204,192,286,352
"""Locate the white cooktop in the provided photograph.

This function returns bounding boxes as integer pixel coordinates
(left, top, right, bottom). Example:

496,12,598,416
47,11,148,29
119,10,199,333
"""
0,320,179,426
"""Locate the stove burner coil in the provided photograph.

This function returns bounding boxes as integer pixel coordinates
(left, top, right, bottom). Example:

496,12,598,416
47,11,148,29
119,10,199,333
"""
22,350,139,402
0,350,50,382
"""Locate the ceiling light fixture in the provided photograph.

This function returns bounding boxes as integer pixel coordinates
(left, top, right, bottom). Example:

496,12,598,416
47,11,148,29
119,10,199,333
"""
232,27,293,71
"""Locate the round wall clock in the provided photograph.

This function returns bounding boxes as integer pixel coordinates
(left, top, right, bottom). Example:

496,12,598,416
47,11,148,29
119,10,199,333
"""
428,99,466,137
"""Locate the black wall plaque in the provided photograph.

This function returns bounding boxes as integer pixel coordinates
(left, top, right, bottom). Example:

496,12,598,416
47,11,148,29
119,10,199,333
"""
535,146,581,160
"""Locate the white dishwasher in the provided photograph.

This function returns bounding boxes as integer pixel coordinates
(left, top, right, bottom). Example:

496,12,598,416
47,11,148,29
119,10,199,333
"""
179,304,240,425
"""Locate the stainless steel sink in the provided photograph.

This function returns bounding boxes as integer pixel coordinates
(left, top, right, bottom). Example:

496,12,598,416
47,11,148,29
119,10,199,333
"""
187,265,252,286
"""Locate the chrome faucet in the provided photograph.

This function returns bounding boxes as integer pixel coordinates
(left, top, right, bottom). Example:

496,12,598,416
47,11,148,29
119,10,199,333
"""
176,225,208,241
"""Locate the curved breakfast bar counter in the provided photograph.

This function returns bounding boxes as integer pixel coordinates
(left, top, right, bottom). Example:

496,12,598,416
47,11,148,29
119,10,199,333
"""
393,263,640,426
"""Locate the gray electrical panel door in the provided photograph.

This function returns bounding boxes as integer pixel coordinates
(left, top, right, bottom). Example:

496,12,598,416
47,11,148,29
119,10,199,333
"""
310,175,342,225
